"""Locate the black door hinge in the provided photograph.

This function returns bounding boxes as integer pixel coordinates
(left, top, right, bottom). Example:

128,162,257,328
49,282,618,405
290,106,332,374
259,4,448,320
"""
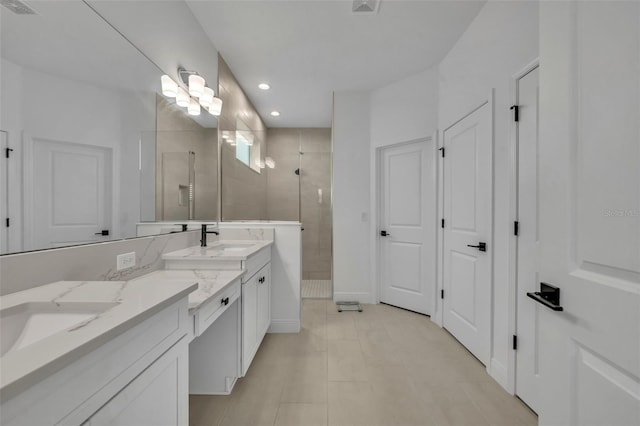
513,335,518,350
5,148,13,158
438,147,445,158
441,289,444,299
5,218,9,227
514,221,519,236
510,105,519,122
441,218,445,229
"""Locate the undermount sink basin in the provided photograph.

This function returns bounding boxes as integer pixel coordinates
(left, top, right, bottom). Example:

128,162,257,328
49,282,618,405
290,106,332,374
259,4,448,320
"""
0,301,119,356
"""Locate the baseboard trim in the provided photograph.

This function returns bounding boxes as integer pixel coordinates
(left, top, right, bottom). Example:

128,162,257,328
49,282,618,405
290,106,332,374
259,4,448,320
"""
268,319,300,333
489,358,511,393
333,292,375,304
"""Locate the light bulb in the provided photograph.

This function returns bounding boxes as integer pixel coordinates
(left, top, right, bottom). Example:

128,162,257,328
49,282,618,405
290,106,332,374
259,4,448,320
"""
188,74,205,98
176,87,190,107
161,75,178,97
188,98,201,116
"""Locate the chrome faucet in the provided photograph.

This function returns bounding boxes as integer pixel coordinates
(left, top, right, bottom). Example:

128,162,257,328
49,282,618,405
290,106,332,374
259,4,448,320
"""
200,224,219,247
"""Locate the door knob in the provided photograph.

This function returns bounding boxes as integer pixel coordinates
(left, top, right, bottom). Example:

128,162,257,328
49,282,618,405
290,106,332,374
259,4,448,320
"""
467,242,487,252
95,230,109,236
380,230,390,237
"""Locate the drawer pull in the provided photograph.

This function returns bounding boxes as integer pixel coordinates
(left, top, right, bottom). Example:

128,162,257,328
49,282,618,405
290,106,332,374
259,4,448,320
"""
221,297,230,306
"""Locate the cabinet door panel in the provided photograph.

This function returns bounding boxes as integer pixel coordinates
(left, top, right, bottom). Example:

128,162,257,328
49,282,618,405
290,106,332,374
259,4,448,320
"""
84,342,188,426
241,278,258,376
257,264,271,340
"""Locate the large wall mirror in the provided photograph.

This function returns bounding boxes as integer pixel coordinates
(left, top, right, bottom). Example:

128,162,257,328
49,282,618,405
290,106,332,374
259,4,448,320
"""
0,0,218,255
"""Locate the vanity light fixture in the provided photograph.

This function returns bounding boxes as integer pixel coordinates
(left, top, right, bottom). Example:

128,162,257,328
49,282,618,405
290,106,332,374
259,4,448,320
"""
258,83,271,90
187,98,201,116
265,156,275,169
255,158,266,169
161,75,178,97
188,74,205,98
160,68,223,117
270,111,280,117
176,87,190,107
199,87,214,108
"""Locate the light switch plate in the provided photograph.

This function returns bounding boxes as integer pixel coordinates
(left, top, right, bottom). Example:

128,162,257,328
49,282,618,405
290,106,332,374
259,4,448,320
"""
117,252,136,271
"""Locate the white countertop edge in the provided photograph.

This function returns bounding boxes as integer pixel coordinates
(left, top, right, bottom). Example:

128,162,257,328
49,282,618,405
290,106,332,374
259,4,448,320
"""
0,277,198,401
219,221,301,227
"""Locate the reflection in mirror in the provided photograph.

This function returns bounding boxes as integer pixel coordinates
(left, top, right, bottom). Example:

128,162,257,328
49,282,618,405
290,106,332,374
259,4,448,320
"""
146,96,218,222
0,1,218,255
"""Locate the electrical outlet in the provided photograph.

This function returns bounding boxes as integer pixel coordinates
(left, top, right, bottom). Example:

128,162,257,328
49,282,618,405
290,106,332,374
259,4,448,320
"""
117,252,136,271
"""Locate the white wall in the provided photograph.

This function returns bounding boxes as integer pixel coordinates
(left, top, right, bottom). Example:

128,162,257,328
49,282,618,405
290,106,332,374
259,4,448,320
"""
87,1,219,92
370,66,438,148
332,92,372,302
438,1,538,390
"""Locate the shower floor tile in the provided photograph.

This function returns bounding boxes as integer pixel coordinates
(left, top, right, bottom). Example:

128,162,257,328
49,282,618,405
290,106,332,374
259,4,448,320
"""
302,280,332,299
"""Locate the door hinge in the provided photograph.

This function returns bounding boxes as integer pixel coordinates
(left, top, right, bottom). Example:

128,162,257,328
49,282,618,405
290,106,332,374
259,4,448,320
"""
514,221,519,236
441,218,445,229
441,289,444,299
5,218,9,228
438,147,445,158
510,105,519,122
5,148,13,158
513,335,518,350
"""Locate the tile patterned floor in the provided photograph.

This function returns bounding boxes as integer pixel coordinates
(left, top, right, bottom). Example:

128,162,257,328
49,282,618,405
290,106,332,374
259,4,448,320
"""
302,280,332,299
190,300,537,426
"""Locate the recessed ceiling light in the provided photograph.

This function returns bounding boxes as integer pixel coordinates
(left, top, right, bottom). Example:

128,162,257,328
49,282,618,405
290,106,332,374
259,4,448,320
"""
258,83,271,90
270,111,280,117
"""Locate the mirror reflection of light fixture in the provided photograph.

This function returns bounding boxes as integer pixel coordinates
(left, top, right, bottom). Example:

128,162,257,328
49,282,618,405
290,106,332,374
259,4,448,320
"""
265,156,275,168
161,68,223,117
208,97,223,116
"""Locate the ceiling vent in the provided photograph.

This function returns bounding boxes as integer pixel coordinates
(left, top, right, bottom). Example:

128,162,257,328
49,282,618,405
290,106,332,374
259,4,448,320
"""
0,0,36,14
352,0,380,15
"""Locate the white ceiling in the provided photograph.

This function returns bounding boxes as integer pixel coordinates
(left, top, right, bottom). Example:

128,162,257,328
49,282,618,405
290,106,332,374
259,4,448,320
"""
186,0,485,128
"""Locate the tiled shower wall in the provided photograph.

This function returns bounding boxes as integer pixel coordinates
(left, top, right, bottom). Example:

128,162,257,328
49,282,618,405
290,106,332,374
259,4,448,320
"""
266,128,332,280
155,96,218,221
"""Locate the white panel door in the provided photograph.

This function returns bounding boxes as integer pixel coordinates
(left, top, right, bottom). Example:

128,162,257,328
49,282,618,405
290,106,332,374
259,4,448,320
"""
537,2,639,425
379,140,435,315
0,131,8,253
442,103,492,365
28,138,112,250
515,66,540,412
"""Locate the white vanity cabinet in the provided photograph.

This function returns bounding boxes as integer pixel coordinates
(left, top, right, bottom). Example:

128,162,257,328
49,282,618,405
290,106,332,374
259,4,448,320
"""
1,298,191,426
83,341,188,426
241,262,271,376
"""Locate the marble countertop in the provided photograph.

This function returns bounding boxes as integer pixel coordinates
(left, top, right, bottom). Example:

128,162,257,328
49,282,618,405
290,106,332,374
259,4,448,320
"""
146,270,245,313
0,275,197,400
162,240,273,261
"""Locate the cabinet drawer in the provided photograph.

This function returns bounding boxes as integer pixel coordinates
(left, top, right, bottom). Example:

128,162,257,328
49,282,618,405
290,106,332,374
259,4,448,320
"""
193,279,241,337
242,247,272,282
